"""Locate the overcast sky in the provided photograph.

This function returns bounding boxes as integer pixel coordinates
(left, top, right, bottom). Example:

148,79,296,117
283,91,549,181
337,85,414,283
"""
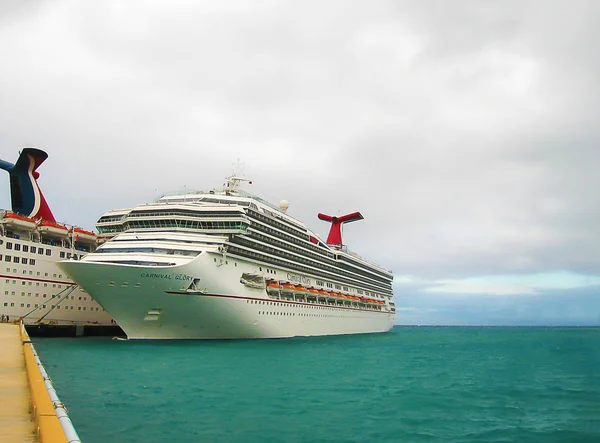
1,1,599,325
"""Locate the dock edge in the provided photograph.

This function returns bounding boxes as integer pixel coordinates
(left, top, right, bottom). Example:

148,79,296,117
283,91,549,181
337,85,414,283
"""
20,321,82,443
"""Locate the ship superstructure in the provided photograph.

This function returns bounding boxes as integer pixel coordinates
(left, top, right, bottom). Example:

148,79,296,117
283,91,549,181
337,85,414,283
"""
59,175,396,339
0,148,112,325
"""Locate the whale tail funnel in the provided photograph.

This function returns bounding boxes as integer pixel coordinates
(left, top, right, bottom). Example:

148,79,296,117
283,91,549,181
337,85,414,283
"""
318,212,364,248
0,148,57,222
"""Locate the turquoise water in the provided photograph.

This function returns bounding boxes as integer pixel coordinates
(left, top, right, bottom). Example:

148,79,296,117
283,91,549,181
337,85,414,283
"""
34,327,600,442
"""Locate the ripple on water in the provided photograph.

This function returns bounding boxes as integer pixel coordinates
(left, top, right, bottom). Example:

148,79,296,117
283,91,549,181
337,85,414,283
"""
33,327,600,443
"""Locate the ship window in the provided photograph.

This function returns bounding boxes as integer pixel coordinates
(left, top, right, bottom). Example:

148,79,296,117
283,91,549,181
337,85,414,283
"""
6,243,12,249
31,247,36,253
23,245,29,252
30,259,35,265
46,250,51,256
60,251,65,258
38,248,44,255
5,256,10,262
21,258,27,264
14,244,20,251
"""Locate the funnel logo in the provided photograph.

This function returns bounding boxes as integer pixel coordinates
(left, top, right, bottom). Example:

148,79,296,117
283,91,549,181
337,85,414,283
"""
0,148,56,222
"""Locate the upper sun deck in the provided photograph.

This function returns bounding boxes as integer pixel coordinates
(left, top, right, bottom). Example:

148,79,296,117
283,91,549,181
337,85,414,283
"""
153,178,308,232
92,175,391,273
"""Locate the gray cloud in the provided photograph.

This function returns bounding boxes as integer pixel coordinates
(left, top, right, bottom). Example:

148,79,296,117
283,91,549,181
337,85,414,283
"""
1,0,599,291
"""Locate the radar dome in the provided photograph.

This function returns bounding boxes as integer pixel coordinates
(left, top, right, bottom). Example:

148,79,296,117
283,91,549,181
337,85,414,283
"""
279,200,290,212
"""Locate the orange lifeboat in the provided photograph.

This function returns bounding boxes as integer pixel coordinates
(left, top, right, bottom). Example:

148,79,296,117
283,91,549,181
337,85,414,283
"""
266,281,280,295
38,220,69,238
72,227,96,243
293,284,308,293
281,282,295,295
307,287,320,295
1,211,37,230
317,289,328,296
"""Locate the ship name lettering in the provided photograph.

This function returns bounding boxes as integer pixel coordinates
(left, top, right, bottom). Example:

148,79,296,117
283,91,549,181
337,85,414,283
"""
286,273,311,285
140,272,172,279
140,272,193,281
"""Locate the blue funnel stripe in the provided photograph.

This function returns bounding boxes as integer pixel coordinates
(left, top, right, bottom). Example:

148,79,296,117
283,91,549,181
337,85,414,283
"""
0,148,56,222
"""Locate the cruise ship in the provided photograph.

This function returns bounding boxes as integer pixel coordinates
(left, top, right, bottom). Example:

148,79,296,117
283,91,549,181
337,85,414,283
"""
59,174,396,339
0,148,112,326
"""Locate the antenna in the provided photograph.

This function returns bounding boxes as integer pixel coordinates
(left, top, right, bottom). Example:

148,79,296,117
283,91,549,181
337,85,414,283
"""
223,159,252,194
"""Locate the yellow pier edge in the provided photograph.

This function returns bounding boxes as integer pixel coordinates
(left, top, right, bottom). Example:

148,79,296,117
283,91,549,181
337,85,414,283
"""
20,322,72,443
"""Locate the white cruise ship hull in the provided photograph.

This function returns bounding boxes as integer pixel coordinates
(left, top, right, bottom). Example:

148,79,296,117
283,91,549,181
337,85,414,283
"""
0,233,114,325
60,253,395,339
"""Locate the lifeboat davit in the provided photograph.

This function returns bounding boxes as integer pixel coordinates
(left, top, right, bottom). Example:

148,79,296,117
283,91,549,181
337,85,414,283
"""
1,211,37,230
72,227,96,243
38,220,69,238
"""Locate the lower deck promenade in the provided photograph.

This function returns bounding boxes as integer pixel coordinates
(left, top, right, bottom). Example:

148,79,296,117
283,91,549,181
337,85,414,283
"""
0,323,36,442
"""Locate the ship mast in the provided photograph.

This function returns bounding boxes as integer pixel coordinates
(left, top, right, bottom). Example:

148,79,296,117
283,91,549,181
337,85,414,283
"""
223,159,252,195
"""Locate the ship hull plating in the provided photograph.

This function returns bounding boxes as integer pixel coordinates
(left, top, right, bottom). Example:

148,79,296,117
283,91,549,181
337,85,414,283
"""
59,253,395,339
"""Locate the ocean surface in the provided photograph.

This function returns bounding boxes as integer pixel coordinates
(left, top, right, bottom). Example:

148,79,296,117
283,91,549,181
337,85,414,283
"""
34,327,600,443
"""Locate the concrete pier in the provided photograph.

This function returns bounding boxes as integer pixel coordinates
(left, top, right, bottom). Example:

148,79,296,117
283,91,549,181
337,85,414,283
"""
0,323,36,442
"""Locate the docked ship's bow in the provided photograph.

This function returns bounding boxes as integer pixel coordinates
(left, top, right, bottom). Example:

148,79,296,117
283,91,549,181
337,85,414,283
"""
57,259,258,339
